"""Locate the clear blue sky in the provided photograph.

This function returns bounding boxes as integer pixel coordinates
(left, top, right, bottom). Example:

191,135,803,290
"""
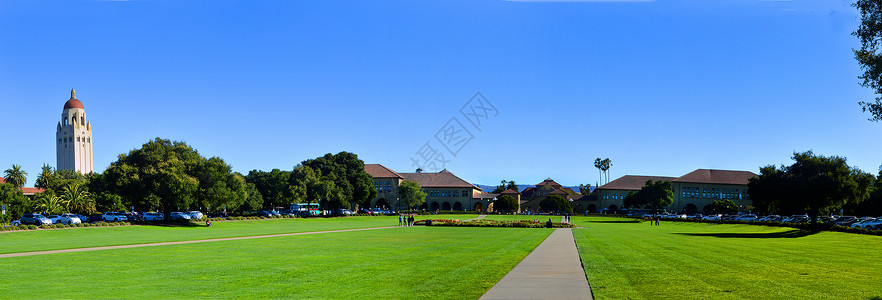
1,0,880,188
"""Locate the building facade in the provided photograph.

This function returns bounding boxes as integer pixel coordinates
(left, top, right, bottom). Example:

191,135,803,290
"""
56,89,94,174
592,169,757,213
364,165,488,211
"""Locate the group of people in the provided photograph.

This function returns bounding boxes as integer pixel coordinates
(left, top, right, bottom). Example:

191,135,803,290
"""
399,215,415,226
562,215,571,223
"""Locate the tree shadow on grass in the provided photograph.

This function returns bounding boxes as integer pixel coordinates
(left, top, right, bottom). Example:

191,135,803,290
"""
586,220,642,224
135,222,205,228
674,230,818,239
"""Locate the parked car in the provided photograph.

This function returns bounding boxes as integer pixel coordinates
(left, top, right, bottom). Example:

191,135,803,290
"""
143,212,164,221
10,219,22,226
257,210,275,217
336,209,354,215
701,215,721,220
61,213,82,224
102,212,128,222
208,212,228,218
21,213,53,225
75,214,89,223
833,216,858,226
171,212,191,220
735,214,757,221
87,214,104,223
851,217,879,229
783,215,809,223
121,212,140,222
186,211,204,220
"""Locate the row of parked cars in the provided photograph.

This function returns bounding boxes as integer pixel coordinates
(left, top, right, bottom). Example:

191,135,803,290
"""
651,213,882,229
9,211,215,226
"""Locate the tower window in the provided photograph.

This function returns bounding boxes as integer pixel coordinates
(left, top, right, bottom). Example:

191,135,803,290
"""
81,117,84,125
63,119,67,126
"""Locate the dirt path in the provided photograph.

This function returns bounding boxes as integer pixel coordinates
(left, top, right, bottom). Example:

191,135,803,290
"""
0,226,399,259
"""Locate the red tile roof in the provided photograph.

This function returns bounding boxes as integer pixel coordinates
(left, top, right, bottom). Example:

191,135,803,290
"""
364,164,403,178
474,192,499,199
500,188,520,195
399,170,480,189
673,169,758,185
21,187,45,195
0,177,5,184
597,175,678,191
535,178,562,189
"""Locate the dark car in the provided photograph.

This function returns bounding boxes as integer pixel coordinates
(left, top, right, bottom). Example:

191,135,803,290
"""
21,213,52,225
257,211,274,217
87,214,104,223
208,212,228,218
122,213,140,221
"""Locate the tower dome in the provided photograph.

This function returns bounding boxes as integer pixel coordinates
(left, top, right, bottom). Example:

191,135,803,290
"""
63,89,84,109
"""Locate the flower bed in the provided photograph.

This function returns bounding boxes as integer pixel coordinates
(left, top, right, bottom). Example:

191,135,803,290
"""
417,219,575,228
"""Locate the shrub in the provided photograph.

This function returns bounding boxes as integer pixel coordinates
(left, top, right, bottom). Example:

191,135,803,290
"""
27,225,36,230
40,225,50,229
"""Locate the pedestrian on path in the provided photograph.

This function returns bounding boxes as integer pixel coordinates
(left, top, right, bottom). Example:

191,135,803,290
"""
398,216,403,226
409,216,415,226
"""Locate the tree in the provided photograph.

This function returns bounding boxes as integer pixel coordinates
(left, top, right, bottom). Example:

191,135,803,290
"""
495,195,519,213
101,138,210,218
506,180,518,191
35,164,53,189
3,164,28,188
709,199,739,214
622,180,673,211
601,158,612,184
290,164,322,208
246,169,291,210
399,180,426,210
415,168,423,173
35,193,67,215
243,182,264,211
853,0,882,121
298,152,377,210
594,158,603,185
540,195,572,213
747,151,875,224
61,181,95,215
578,184,591,195
0,182,29,223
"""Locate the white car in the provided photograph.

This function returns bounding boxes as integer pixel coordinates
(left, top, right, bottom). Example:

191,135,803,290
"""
171,212,191,220
60,213,82,224
47,214,80,225
701,215,721,220
143,212,164,221
102,212,128,222
186,211,204,220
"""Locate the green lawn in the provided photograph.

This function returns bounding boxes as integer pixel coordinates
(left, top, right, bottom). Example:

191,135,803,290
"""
572,216,882,299
482,215,561,222
0,227,552,299
0,216,399,254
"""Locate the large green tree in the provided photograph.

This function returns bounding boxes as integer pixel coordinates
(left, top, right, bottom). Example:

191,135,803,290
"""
246,169,291,209
748,151,875,224
101,138,246,218
398,180,426,210
0,183,29,223
622,180,674,211
494,194,519,213
853,0,882,121
61,181,95,215
540,195,572,213
297,152,377,211
3,164,28,188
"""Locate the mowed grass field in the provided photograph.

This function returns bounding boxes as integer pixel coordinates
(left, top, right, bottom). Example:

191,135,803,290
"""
0,216,399,254
0,226,552,299
572,216,882,299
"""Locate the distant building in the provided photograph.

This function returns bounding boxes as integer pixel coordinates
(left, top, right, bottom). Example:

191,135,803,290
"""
592,169,757,214
56,89,94,174
519,178,581,213
364,164,488,211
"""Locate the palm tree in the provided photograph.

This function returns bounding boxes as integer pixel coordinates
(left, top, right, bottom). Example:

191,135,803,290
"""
3,164,28,188
36,194,68,215
35,164,53,189
594,158,603,186
62,182,95,215
601,158,612,184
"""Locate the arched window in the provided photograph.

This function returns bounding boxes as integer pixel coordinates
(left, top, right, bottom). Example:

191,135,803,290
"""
63,119,67,126
81,116,84,125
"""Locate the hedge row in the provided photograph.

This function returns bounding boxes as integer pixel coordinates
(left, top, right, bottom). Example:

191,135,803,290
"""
417,219,575,228
0,222,132,232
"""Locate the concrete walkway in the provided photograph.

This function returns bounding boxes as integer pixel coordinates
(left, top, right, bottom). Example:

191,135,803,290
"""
0,226,398,259
480,228,593,300
467,215,488,221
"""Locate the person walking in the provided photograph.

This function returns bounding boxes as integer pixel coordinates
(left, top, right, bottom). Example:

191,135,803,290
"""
409,216,415,226
398,216,403,226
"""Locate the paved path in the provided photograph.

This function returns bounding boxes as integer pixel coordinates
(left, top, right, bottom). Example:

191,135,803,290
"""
467,215,488,221
480,228,593,300
0,226,398,259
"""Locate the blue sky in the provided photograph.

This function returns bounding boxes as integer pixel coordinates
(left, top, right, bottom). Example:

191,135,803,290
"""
1,0,880,188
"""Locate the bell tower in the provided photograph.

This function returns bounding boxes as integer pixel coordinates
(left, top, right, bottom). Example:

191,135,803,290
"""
56,89,94,174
